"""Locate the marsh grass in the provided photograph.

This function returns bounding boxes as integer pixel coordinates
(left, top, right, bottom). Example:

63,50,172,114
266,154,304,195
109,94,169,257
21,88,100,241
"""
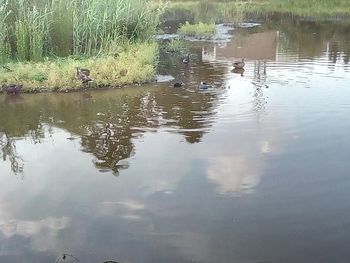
165,0,246,23
0,0,165,61
167,0,350,19
246,0,350,17
0,1,10,62
163,39,187,53
178,21,216,39
0,42,158,92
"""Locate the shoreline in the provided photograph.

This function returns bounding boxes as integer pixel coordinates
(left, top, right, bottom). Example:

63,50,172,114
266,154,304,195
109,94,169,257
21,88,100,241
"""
0,42,158,94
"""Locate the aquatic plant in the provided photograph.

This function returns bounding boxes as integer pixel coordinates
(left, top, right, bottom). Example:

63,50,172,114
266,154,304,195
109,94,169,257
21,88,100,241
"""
163,39,187,53
178,21,216,39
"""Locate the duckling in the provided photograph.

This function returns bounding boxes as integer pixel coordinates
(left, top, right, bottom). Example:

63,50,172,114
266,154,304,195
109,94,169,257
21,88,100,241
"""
3,84,22,95
233,58,245,69
182,54,190,64
173,81,185,88
76,67,92,83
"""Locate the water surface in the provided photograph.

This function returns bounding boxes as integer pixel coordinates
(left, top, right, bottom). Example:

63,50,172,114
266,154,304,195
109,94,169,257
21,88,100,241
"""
1,19,350,263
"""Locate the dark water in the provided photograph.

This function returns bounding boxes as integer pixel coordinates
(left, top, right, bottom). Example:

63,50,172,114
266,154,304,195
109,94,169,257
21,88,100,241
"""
1,19,350,263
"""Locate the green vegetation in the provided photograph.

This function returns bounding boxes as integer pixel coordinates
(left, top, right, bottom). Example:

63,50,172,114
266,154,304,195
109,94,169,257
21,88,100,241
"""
0,0,164,92
163,39,187,53
0,0,163,61
166,1,245,23
246,0,350,17
166,0,350,19
178,21,216,39
0,42,157,92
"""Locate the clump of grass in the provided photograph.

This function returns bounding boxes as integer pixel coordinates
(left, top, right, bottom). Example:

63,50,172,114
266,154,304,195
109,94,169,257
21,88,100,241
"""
0,42,158,92
178,21,216,39
15,5,51,61
163,39,187,53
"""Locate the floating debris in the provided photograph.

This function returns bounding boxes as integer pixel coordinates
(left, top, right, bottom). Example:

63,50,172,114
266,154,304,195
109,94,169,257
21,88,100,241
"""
236,22,261,28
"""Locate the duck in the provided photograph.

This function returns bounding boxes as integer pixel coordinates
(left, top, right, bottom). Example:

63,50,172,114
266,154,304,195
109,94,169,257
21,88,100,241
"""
3,84,22,95
231,68,245,76
182,54,190,64
233,58,245,69
2,65,13,72
76,67,92,83
173,81,185,88
198,82,211,90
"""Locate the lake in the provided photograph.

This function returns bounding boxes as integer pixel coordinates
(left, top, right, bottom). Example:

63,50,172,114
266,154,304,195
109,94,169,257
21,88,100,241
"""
1,17,350,263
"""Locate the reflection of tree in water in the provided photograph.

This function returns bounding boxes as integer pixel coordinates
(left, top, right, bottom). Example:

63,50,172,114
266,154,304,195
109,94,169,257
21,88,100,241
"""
252,60,268,112
81,122,133,174
0,74,221,175
0,98,47,175
276,20,350,63
0,133,24,175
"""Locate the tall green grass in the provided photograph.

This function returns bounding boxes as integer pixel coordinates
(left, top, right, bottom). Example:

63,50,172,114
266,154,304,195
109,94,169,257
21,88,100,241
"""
0,0,10,62
14,3,51,61
0,0,164,62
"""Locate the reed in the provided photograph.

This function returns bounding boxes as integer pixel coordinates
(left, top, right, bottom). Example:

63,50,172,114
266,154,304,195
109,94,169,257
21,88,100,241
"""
0,0,164,61
0,0,10,62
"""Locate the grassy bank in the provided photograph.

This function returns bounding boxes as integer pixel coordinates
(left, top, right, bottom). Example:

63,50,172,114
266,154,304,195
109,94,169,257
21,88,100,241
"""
0,0,164,92
247,0,350,17
165,0,350,20
0,42,157,92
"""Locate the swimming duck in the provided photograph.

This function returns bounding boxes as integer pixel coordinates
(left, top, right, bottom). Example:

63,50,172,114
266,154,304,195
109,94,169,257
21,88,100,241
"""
198,82,210,90
233,58,245,69
173,81,185,87
182,54,190,64
231,68,245,76
76,67,92,83
3,84,22,95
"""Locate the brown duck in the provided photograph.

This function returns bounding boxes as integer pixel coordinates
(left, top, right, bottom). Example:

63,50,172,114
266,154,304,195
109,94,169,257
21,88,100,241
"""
233,58,245,69
3,84,22,95
76,67,92,83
